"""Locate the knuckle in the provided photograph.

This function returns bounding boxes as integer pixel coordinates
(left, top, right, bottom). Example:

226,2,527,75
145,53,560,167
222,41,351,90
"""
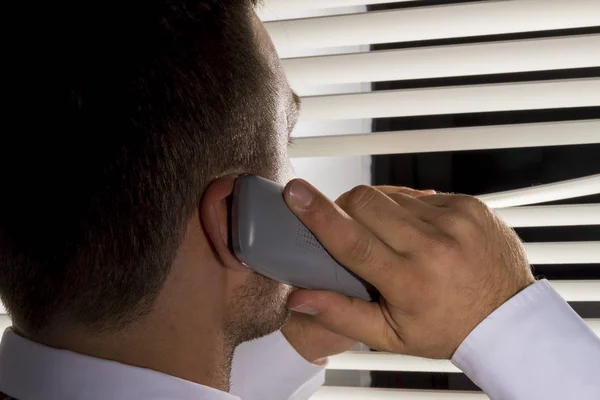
436,197,489,233
388,192,412,204
453,195,489,217
335,191,350,207
345,234,375,266
343,185,377,214
439,210,481,239
435,210,464,230
468,198,489,216
449,194,474,207
430,232,458,255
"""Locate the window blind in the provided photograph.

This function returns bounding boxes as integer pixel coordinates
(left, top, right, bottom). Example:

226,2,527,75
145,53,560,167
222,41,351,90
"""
264,0,600,49
282,35,600,86
298,79,599,120
263,0,600,398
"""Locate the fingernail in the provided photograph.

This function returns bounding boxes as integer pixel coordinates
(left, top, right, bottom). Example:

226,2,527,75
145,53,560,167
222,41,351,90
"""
312,357,329,366
288,180,315,210
423,190,436,194
289,304,319,315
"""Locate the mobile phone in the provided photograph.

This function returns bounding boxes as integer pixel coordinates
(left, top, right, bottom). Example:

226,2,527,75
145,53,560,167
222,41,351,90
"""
230,175,374,301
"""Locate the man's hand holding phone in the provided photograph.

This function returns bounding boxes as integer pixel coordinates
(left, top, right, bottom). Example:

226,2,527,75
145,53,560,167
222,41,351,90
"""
283,180,535,359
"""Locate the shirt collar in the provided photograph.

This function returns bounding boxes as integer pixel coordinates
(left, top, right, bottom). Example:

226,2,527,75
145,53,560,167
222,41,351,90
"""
0,329,239,400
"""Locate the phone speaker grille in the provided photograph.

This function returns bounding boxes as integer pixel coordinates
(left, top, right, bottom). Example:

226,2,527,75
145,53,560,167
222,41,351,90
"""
296,223,326,254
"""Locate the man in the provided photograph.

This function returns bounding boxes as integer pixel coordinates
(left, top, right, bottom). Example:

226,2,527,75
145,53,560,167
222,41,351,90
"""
1,1,343,398
0,1,598,399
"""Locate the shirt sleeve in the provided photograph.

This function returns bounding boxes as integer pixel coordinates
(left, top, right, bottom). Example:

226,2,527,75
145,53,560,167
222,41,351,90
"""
452,279,600,400
230,330,326,400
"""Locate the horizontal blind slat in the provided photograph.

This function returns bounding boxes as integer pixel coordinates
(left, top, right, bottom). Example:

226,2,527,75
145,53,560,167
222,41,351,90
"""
283,35,600,86
312,386,489,399
299,79,600,121
289,120,600,157
477,174,600,208
551,280,600,302
266,0,600,50
328,352,460,373
261,0,417,15
494,204,600,227
524,242,600,264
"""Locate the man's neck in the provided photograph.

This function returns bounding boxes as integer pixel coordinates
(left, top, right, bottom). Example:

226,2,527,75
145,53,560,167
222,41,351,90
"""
31,312,234,392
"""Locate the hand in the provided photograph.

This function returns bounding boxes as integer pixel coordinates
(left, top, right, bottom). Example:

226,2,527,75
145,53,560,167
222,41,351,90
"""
281,311,356,365
281,186,434,364
283,181,535,359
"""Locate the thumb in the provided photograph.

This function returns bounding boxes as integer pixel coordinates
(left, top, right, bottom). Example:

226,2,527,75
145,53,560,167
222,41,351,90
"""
287,289,397,352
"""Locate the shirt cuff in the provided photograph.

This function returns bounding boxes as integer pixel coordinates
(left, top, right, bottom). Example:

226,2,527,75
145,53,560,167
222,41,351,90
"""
230,330,326,400
452,279,600,400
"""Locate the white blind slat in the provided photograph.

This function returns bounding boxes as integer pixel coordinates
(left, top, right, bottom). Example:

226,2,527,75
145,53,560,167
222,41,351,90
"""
524,242,600,264
551,280,600,302
329,352,460,373
289,120,600,158
261,0,417,15
284,35,600,86
312,387,488,399
266,0,600,50
477,174,600,208
587,319,600,335
299,79,600,121
494,204,600,227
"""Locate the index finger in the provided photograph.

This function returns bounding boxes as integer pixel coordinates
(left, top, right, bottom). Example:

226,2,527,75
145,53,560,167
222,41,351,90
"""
284,179,412,295
372,186,436,197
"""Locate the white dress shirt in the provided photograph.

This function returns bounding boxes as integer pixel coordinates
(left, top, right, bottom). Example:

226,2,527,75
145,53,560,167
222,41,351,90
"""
1,279,599,399
452,279,600,399
0,329,325,400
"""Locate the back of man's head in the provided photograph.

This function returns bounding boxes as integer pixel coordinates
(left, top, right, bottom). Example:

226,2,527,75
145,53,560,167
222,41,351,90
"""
0,0,291,336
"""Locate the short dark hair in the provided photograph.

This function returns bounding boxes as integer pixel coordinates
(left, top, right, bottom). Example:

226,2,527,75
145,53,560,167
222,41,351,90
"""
0,0,282,334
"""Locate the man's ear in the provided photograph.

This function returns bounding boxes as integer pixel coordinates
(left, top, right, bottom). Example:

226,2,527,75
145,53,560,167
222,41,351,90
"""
200,175,247,272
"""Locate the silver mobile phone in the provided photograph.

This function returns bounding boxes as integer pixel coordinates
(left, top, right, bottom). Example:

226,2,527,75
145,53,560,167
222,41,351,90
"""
230,175,374,301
